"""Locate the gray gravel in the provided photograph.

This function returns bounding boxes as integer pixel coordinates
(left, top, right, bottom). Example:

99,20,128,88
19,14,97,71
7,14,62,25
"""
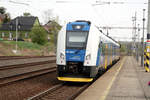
0,72,61,100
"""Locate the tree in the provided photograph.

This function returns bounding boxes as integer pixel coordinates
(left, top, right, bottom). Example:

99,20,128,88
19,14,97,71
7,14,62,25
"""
49,20,62,47
3,13,11,23
30,27,48,45
0,7,6,14
0,7,11,23
23,12,31,17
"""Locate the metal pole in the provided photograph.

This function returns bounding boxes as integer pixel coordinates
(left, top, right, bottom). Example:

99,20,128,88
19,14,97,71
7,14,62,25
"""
137,24,140,62
141,9,146,67
132,12,137,58
15,18,18,53
148,0,150,37
132,17,135,55
134,12,138,60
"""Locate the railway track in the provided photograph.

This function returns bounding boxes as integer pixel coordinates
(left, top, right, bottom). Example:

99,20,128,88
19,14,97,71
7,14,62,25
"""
0,69,60,100
0,55,55,60
28,82,91,100
0,58,121,100
0,60,55,70
26,59,121,100
0,58,57,86
0,67,56,87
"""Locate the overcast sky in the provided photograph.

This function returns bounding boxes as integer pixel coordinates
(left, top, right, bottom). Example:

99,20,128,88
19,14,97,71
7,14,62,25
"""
0,0,148,41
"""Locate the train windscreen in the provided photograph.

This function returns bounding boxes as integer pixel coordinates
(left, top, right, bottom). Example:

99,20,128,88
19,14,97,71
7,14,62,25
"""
66,31,88,49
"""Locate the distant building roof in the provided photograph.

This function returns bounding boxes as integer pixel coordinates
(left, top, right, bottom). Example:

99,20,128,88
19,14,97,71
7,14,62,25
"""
0,16,39,31
43,20,52,33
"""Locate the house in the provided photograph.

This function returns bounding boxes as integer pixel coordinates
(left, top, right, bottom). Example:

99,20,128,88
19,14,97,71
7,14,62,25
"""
0,16,40,40
0,16,2,24
43,20,52,33
43,20,62,41
0,14,5,24
43,20,53,41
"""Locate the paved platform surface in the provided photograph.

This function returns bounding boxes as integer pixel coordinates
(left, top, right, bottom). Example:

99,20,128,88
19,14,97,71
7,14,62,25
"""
76,56,150,100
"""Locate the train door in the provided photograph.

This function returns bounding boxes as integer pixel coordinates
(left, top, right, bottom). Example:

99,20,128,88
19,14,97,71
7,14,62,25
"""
104,44,108,70
97,39,103,66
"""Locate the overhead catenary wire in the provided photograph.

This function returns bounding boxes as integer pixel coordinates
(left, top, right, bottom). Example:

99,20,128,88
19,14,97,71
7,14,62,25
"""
56,0,147,5
99,26,147,30
8,0,29,6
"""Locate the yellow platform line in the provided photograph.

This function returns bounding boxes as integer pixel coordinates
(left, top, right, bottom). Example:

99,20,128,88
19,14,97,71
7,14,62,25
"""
100,57,126,100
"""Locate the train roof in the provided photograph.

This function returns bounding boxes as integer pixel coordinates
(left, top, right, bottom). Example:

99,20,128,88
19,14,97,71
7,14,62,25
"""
101,33,120,47
67,20,91,26
66,20,120,47
92,26,120,47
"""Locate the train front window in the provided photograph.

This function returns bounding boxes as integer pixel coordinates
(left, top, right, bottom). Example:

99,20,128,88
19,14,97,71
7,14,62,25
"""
66,31,88,49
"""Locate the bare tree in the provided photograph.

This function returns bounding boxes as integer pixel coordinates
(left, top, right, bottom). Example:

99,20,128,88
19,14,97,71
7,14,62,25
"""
43,9,54,24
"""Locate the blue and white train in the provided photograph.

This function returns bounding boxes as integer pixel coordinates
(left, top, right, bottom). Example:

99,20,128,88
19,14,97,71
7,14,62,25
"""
56,20,120,82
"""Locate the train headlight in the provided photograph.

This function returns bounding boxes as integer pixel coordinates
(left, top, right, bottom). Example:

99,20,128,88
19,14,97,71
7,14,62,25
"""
86,54,91,60
60,53,65,60
75,25,81,29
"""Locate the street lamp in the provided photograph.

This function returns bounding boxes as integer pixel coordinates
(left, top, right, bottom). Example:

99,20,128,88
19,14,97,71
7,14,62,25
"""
9,22,13,40
18,21,21,40
13,17,21,54
137,24,140,62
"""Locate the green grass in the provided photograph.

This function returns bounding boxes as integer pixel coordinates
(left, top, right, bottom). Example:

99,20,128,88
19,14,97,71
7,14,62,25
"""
0,40,56,56
1,41,43,50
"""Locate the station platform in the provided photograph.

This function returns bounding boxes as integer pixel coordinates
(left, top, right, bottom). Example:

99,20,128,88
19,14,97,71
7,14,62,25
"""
75,56,150,100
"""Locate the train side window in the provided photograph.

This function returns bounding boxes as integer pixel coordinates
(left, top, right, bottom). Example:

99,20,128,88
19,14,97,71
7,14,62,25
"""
105,44,108,55
99,41,102,48
102,44,104,51
98,43,100,48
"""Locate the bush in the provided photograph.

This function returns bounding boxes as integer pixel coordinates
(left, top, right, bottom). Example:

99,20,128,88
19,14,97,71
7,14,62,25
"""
49,20,62,47
30,27,48,45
